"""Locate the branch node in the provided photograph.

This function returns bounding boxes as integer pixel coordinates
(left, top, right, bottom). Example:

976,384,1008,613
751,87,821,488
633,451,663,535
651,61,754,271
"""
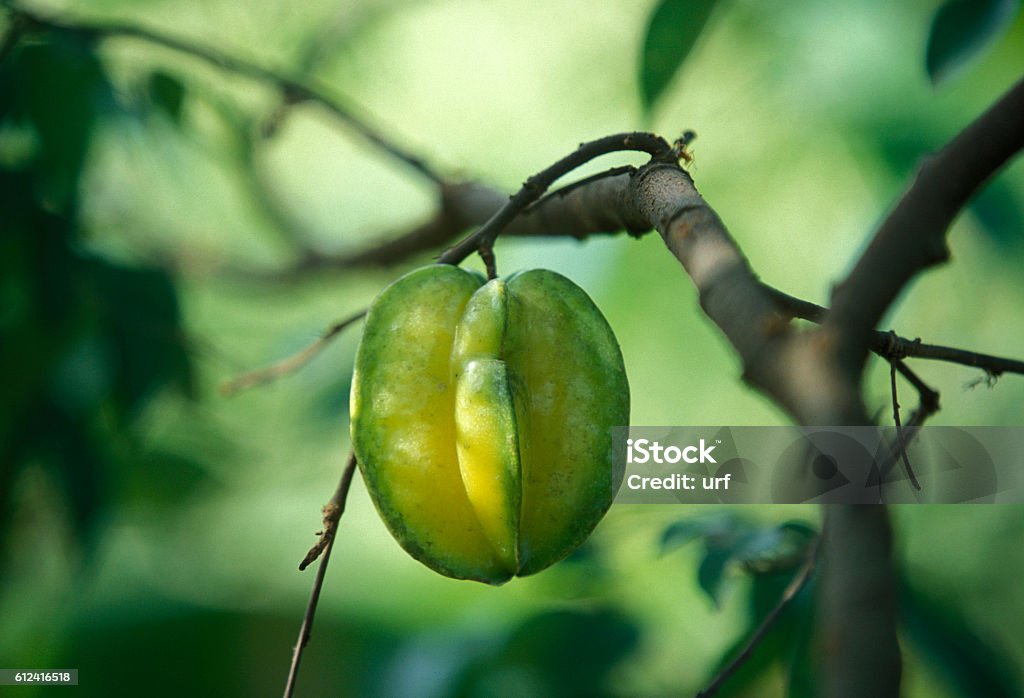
889,361,922,490
479,240,497,280
285,453,358,697
298,500,342,571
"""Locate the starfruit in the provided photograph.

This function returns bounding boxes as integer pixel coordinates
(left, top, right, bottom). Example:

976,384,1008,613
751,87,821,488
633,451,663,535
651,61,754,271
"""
350,265,629,584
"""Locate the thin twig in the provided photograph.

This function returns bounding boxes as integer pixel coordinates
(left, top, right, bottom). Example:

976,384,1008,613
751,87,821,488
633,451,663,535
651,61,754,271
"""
479,240,497,280
877,359,941,495
436,132,676,265
889,361,921,490
891,358,940,416
197,94,315,252
764,286,1024,378
696,537,820,698
898,340,1024,376
299,453,358,572
220,311,366,397
6,3,443,183
524,165,637,213
284,452,358,698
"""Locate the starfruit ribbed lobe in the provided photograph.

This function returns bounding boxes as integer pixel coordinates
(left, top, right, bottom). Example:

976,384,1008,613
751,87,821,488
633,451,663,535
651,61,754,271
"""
351,265,629,584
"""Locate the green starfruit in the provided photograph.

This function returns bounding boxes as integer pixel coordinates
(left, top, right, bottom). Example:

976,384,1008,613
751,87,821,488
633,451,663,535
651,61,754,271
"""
350,265,628,584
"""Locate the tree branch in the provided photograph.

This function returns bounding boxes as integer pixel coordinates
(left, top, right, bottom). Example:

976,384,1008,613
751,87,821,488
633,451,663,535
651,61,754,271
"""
889,361,921,490
437,132,676,265
818,505,900,696
284,452,358,698
220,311,366,397
617,162,903,696
236,172,656,281
5,3,443,183
812,74,1024,698
829,76,1024,377
765,287,1024,378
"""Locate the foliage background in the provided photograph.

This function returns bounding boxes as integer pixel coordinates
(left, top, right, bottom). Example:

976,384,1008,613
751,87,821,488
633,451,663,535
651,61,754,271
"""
2,0,1023,695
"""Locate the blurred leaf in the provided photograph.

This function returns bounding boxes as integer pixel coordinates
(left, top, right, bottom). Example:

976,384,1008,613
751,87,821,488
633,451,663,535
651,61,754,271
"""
661,515,814,607
659,511,745,555
89,258,195,416
659,518,709,554
736,521,817,574
148,70,187,124
501,609,639,687
859,114,939,178
701,562,818,696
451,608,640,697
778,521,818,537
0,32,107,211
970,178,1024,250
0,31,116,561
901,577,1020,697
44,415,108,546
0,25,193,562
638,0,719,113
926,0,1020,85
118,449,214,508
310,373,353,424
0,186,81,417
783,576,818,698
698,546,734,608
57,602,389,698
705,623,778,697
1,402,110,557
561,538,600,566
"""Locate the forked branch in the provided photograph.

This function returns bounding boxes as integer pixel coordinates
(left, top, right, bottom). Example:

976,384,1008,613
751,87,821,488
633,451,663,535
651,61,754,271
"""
284,453,358,698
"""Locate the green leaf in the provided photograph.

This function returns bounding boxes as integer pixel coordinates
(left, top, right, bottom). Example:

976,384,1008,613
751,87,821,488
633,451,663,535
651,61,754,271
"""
54,603,379,698
4,403,111,558
783,581,818,698
901,577,1020,697
659,512,744,555
970,178,1024,250
117,449,212,508
704,629,778,697
89,258,195,417
0,33,108,212
697,563,818,696
926,0,1020,86
449,608,640,697
736,521,817,574
662,516,815,608
659,519,708,554
698,546,734,608
147,71,186,124
638,0,719,113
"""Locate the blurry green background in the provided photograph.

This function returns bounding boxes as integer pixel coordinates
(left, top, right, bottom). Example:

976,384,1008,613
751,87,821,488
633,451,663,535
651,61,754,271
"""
2,0,1023,695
